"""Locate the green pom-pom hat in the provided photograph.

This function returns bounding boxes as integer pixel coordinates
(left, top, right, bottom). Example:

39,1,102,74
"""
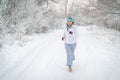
67,17,74,24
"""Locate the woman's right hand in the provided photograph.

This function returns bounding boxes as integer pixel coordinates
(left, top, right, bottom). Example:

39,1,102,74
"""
62,37,65,41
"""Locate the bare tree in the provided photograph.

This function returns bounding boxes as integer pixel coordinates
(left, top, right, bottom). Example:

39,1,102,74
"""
85,0,120,30
65,0,68,16
87,0,120,14
65,0,75,16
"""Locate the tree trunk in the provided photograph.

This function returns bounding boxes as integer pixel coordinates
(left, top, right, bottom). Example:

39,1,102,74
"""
65,0,68,16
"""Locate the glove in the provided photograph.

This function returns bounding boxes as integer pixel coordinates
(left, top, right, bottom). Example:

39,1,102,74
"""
69,31,73,35
62,37,65,41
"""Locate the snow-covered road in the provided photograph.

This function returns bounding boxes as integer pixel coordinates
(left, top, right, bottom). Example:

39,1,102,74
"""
0,26,120,80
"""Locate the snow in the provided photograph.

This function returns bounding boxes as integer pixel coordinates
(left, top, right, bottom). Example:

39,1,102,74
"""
0,25,120,80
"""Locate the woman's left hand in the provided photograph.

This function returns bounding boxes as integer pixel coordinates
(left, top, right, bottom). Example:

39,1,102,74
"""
69,31,73,35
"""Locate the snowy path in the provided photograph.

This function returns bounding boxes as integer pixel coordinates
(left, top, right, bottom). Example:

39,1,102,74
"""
0,26,120,80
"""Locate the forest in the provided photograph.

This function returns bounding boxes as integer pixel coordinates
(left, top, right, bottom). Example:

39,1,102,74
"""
0,0,120,48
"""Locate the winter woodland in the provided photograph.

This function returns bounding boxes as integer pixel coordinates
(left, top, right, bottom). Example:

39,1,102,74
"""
0,0,120,80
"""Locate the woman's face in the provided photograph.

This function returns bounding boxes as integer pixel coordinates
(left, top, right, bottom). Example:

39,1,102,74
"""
67,21,72,27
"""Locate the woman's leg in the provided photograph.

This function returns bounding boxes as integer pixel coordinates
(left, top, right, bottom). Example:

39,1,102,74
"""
65,44,73,66
71,43,76,60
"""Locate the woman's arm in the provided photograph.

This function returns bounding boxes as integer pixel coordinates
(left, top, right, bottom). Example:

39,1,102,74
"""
68,26,78,38
62,27,66,41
